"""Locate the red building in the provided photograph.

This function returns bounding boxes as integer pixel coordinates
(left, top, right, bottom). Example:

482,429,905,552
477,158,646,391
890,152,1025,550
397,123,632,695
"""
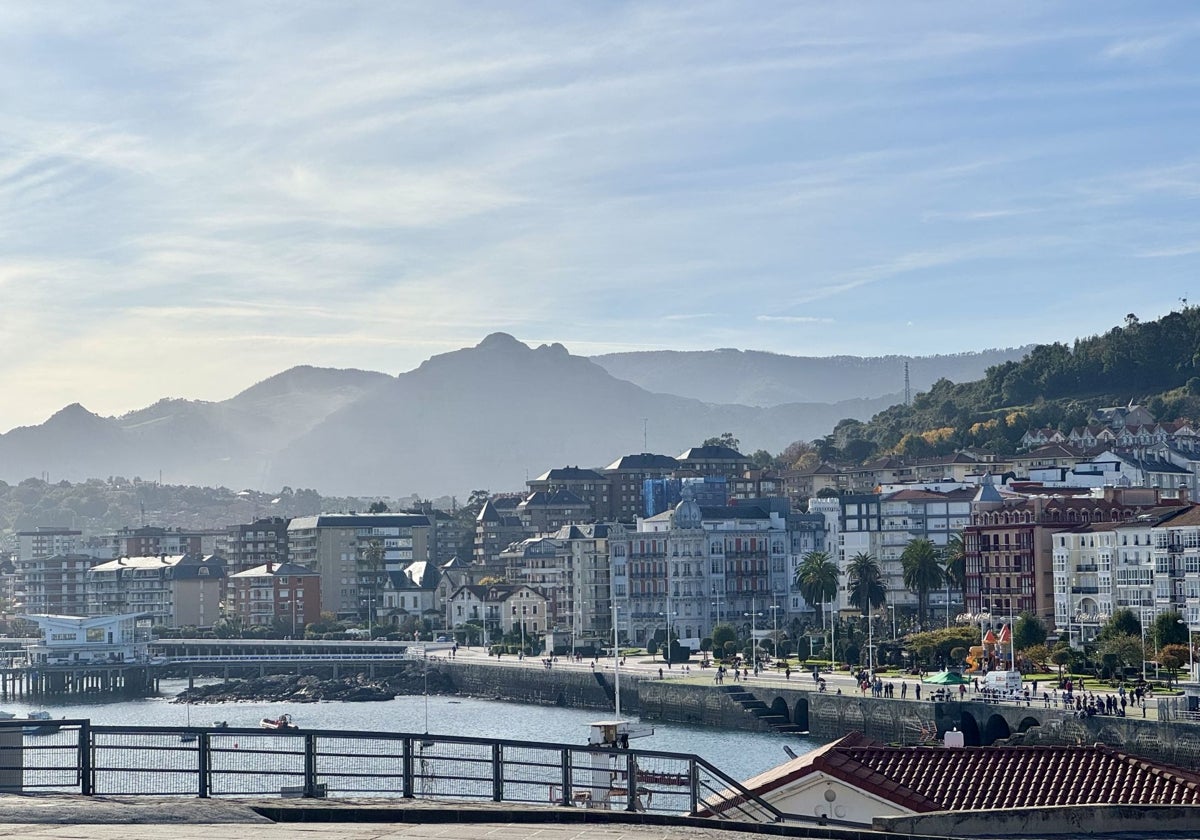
228,561,321,633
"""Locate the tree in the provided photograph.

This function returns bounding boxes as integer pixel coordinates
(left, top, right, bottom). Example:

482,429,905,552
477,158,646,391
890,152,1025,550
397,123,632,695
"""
749,449,775,470
1154,610,1188,647
1101,609,1142,640
900,539,943,627
1049,646,1072,677
1099,632,1143,676
794,551,839,638
1159,644,1190,684
1022,644,1051,672
711,623,738,651
846,552,885,617
367,501,390,513
1013,612,1048,651
702,432,740,451
359,539,386,627
942,534,965,613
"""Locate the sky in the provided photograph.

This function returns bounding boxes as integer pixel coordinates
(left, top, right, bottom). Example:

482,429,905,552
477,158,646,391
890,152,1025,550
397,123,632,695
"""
2,2,1199,432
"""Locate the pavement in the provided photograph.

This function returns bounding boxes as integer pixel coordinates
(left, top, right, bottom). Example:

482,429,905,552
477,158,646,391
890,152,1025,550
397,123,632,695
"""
0,797,879,840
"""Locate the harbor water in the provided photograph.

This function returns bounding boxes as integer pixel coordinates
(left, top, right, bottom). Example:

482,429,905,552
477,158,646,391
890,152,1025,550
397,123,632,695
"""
2,680,817,784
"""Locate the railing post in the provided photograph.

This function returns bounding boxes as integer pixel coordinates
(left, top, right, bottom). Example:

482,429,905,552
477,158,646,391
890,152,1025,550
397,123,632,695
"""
688,758,699,815
560,748,572,806
78,720,92,796
402,737,414,798
197,733,210,798
303,733,318,798
491,743,503,802
625,752,637,812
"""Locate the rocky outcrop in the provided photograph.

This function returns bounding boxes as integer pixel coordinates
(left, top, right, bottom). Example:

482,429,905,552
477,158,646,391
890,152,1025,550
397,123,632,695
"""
175,668,455,704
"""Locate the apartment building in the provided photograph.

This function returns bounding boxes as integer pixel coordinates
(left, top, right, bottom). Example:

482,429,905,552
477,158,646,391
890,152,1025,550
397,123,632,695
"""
227,561,321,632
603,453,679,523
85,553,226,628
224,517,290,576
287,513,432,621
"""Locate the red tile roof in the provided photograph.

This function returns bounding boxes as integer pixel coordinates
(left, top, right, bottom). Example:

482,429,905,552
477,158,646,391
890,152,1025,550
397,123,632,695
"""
727,733,1200,815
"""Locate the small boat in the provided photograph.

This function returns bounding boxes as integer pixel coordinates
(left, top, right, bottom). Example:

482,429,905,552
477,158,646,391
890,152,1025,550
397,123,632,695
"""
0,711,15,721
179,731,198,743
23,711,59,736
213,720,229,729
259,714,297,730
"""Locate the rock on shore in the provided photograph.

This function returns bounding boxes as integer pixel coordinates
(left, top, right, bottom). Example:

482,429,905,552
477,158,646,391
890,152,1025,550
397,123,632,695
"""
174,668,456,704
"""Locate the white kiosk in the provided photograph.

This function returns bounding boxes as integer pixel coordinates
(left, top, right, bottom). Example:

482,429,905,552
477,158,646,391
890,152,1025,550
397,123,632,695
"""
583,720,654,809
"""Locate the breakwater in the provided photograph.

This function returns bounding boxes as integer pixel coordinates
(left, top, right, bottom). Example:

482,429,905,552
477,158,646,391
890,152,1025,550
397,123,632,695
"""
430,660,1200,771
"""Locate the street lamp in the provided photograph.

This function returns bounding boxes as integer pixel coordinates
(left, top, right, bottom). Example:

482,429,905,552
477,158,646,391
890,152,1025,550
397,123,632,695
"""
1180,619,1194,683
769,600,784,663
744,606,764,664
887,603,897,640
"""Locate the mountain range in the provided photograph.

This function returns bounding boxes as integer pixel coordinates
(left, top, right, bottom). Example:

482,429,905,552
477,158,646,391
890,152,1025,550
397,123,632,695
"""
0,334,1027,497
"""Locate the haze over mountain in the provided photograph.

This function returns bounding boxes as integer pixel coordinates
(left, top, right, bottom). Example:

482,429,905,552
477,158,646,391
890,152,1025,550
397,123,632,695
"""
591,347,1032,407
0,336,1023,497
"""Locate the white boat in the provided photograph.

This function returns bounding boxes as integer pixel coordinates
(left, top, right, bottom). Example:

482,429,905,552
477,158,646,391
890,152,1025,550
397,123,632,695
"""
260,714,297,730
23,711,58,736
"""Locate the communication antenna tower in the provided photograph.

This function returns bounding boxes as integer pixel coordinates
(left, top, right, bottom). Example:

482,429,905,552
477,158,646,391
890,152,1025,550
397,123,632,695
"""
904,361,912,407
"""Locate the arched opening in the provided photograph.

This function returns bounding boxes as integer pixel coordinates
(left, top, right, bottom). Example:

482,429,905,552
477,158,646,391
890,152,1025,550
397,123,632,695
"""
958,711,981,747
770,697,788,720
793,697,810,731
982,713,1011,745
1018,716,1040,733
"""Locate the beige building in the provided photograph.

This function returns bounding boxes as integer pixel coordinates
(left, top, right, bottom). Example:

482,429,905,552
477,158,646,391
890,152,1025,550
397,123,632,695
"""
287,513,432,621
85,554,226,628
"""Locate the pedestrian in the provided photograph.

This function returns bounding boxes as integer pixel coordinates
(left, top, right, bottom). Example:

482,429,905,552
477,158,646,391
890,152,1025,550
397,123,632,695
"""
658,667,663,679
901,681,908,700
915,683,921,701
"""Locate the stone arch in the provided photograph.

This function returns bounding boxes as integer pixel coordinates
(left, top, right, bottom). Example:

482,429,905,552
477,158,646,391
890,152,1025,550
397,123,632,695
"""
793,697,810,730
770,697,789,719
1017,716,1040,733
843,702,866,733
982,713,1011,745
958,711,981,746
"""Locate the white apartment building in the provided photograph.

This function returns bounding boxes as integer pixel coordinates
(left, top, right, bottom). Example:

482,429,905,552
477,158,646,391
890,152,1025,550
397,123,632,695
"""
85,553,227,628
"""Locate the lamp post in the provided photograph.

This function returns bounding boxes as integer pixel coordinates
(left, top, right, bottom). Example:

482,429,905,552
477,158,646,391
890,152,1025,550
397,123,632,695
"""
888,603,897,640
745,600,764,665
769,599,784,663
1180,619,1194,683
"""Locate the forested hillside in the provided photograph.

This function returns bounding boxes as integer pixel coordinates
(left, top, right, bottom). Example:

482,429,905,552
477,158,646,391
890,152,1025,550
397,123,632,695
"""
813,309,1200,462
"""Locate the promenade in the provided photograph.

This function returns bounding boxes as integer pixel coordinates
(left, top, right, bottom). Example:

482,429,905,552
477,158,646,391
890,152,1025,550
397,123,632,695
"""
441,644,1169,722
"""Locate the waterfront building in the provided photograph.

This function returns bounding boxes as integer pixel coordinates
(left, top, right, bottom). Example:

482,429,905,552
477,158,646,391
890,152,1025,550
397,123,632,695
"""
227,561,321,634
19,612,149,665
381,560,442,630
966,482,1180,627
85,553,226,628
16,553,97,616
287,513,432,621
611,491,798,648
445,583,548,641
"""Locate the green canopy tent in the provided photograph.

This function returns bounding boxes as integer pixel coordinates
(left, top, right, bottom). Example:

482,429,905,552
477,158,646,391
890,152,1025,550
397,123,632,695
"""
922,670,968,685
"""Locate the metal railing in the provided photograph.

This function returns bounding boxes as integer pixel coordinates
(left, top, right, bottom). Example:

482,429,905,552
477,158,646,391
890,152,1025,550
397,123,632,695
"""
0,720,786,825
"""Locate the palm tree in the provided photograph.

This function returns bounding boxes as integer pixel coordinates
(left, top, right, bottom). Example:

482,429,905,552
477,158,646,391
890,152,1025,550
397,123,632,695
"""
359,539,386,631
901,538,944,629
942,533,966,618
794,550,839,641
846,552,885,617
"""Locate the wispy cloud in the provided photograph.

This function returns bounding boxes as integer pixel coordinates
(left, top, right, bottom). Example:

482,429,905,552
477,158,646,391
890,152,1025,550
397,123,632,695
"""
756,315,835,324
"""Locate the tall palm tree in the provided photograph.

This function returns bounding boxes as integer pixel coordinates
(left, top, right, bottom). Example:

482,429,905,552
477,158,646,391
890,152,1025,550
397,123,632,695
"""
846,551,886,617
794,550,839,636
942,533,966,624
900,538,944,629
359,539,386,631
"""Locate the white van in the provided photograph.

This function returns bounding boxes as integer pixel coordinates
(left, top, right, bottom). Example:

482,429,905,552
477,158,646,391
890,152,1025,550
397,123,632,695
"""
983,670,1022,697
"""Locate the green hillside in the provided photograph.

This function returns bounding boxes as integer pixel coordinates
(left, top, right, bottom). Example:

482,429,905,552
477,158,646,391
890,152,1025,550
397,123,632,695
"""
812,308,1200,462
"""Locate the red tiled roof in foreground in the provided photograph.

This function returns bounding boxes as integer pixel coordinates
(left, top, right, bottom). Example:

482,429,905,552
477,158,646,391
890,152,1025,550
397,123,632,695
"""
727,732,1200,814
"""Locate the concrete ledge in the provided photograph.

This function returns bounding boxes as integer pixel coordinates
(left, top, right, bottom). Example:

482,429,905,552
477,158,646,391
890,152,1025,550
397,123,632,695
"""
873,803,1200,837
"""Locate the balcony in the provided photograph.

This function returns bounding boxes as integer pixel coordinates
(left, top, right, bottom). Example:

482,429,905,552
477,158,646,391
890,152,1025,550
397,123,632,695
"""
1075,565,1099,573
1071,586,1100,595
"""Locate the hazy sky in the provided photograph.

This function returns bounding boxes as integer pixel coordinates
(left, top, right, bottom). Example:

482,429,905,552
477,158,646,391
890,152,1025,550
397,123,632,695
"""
3,3,1199,432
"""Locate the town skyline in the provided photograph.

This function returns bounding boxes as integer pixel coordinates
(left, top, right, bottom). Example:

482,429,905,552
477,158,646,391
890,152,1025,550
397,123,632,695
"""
4,3,1199,431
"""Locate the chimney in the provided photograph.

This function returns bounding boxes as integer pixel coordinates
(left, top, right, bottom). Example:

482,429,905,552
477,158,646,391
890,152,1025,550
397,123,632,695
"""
267,561,274,574
1180,482,1190,506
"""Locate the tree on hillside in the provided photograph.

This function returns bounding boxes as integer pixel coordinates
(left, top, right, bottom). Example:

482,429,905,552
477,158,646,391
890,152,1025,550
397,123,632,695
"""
900,539,943,628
